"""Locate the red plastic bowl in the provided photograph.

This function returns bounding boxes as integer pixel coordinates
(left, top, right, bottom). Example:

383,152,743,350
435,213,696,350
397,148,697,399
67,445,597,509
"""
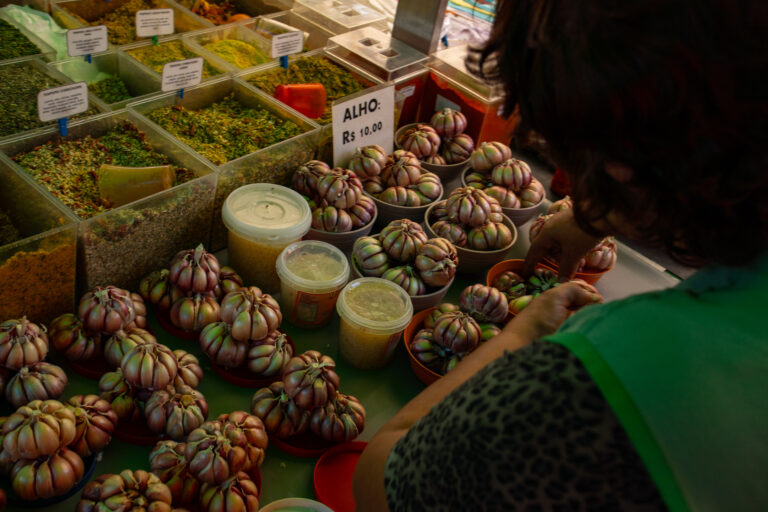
271,430,338,458
208,331,296,388
156,310,201,342
113,418,162,446
402,308,442,386
540,257,613,285
68,351,113,380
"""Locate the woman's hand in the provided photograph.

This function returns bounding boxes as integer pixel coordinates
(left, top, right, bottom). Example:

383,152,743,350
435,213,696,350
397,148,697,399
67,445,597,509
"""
504,280,603,341
524,208,603,281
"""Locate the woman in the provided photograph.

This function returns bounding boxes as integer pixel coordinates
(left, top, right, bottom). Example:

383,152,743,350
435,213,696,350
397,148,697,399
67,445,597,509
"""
354,1,768,510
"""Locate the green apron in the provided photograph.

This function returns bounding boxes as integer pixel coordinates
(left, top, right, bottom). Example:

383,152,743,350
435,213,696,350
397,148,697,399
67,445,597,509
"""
546,254,768,511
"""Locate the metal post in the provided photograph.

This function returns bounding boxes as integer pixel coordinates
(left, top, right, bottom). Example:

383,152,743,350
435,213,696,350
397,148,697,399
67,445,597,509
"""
391,0,449,55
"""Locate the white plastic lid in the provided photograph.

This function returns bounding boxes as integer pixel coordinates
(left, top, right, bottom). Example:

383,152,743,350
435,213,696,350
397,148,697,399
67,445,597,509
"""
222,184,311,243
276,240,350,292
336,277,413,332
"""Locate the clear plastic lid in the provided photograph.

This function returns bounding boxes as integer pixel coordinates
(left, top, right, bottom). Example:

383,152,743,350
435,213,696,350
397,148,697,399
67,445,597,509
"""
276,240,350,292
222,183,311,243
336,277,413,332
328,27,427,81
429,44,504,101
293,0,385,35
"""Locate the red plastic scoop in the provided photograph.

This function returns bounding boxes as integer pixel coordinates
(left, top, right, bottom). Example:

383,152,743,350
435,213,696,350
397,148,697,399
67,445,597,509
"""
274,83,327,119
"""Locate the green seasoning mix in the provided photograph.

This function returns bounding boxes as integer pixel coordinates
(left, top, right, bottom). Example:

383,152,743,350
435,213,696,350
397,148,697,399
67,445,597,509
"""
247,56,369,124
0,18,40,59
203,39,269,69
127,40,218,78
88,75,132,104
146,94,303,165
0,63,98,138
70,0,161,46
0,209,20,247
12,122,195,219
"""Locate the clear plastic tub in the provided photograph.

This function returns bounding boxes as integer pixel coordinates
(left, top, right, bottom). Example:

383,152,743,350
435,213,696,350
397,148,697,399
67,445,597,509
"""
0,153,78,325
222,183,312,294
0,109,218,292
51,0,213,46
263,9,333,51
276,240,349,327
182,20,274,71
292,0,385,35
420,44,519,144
0,57,109,142
127,76,320,250
336,277,413,369
50,50,163,109
121,34,235,79
0,7,57,62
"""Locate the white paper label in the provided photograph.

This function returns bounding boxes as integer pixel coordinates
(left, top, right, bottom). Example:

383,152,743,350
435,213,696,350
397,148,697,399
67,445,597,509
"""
161,58,203,92
136,9,174,38
435,94,462,113
67,26,108,57
332,84,395,166
395,84,416,102
38,82,89,122
271,30,304,58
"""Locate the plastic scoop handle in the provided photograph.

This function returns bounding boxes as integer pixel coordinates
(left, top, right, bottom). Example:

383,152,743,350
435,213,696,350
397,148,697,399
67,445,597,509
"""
98,164,175,207
274,83,327,119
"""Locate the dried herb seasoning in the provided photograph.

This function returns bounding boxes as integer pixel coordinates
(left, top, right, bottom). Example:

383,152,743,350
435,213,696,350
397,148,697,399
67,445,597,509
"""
0,63,98,138
146,94,304,165
203,39,269,69
0,209,20,247
88,75,133,104
127,40,218,77
0,237,76,324
0,18,40,59
68,0,162,46
247,55,370,124
12,122,195,219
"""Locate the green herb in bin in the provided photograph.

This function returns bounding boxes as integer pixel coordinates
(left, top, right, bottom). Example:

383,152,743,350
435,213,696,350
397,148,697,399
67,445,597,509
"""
127,40,218,78
12,122,196,219
203,39,270,69
247,55,370,124
146,94,304,165
0,63,97,138
88,75,133,104
67,0,164,46
0,18,40,60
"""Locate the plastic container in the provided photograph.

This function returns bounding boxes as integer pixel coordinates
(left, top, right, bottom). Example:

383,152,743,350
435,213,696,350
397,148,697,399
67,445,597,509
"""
263,9,334,51
0,153,77,325
304,204,377,254
182,20,276,71
1,453,98,509
270,430,338,458
336,277,413,369
222,183,312,293
121,34,235,80
50,50,163,110
328,27,428,126
0,109,218,292
260,498,334,512
128,76,320,251
395,122,469,192
276,240,349,327
292,0,386,35
460,167,545,226
313,441,366,512
424,201,519,275
0,7,57,62
210,330,296,387
366,188,444,227
420,45,519,144
403,307,441,385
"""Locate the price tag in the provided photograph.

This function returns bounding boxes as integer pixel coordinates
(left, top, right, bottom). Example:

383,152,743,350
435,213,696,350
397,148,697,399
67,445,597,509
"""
136,9,174,38
161,58,203,92
67,26,108,57
332,84,394,166
37,82,89,123
271,30,303,59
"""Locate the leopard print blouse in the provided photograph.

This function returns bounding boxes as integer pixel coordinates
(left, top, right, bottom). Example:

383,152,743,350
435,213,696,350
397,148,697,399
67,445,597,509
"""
384,341,667,511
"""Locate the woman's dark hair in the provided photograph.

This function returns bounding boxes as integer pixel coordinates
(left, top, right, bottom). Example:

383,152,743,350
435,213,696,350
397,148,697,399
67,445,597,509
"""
471,0,768,266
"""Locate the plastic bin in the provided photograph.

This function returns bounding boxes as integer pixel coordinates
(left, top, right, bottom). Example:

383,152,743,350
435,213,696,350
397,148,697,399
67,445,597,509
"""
121,34,235,79
0,7,57,62
51,0,213,46
239,49,381,163
182,20,275,71
0,109,218,292
128,76,320,250
292,0,386,35
328,26,428,126
0,154,77,325
0,57,109,142
50,50,163,109
263,9,333,51
420,44,519,144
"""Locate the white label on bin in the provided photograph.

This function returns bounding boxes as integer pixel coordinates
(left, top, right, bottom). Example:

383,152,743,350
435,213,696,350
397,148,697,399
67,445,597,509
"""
161,58,203,91
271,30,304,58
37,82,89,122
332,83,395,167
435,94,461,113
67,26,108,57
136,9,174,38
395,84,416,102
